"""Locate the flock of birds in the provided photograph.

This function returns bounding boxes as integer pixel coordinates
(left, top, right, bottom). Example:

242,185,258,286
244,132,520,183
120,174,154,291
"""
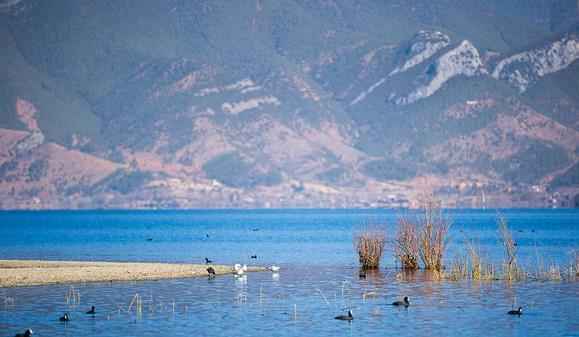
334,296,523,322
205,257,525,323
12,230,524,335
11,269,524,336
205,261,280,280
14,306,97,336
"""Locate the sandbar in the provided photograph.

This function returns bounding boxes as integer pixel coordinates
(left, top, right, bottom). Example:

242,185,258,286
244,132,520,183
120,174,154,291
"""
0,260,265,287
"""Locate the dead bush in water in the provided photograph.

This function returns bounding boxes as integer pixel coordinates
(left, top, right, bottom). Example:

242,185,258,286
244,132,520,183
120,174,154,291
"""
498,214,521,282
354,222,386,269
417,192,452,272
392,217,419,270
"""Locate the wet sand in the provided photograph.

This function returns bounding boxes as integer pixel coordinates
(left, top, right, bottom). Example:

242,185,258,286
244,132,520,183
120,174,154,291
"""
0,260,265,287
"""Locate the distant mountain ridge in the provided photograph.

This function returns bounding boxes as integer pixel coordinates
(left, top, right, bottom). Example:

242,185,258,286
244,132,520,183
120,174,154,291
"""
0,0,577,209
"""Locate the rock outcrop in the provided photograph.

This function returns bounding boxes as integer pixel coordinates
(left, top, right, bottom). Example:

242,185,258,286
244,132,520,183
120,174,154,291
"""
390,40,486,105
389,30,451,76
15,131,44,155
492,34,579,93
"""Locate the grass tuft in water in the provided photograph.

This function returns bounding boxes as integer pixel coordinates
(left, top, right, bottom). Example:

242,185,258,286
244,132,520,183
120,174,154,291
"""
2,290,14,306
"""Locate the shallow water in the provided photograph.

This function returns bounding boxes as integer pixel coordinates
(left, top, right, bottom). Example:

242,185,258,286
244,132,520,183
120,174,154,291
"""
0,209,577,336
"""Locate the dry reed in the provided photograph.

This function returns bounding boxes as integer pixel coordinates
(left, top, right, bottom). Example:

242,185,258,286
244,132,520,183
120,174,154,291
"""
354,222,386,269
465,237,496,280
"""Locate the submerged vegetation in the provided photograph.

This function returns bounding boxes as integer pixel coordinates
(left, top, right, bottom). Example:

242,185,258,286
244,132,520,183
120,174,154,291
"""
359,191,576,283
446,212,577,283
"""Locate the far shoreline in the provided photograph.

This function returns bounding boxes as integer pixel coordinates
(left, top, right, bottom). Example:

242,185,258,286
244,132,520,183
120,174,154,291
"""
0,260,265,288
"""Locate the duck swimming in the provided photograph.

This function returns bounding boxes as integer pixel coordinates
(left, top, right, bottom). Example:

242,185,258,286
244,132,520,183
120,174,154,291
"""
508,307,523,315
359,269,366,279
205,257,212,264
334,310,353,321
59,313,69,322
86,306,96,315
14,328,33,337
392,296,410,307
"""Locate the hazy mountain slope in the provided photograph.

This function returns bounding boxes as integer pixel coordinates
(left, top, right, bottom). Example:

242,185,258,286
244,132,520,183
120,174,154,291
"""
0,0,577,209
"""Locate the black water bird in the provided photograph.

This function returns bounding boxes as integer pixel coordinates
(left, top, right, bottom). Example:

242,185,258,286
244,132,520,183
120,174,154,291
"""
146,237,154,241
207,267,216,277
508,307,523,316
392,296,410,307
59,313,69,322
359,270,366,279
334,310,353,321
205,257,212,264
86,306,96,315
14,328,33,337
252,228,259,231
251,254,258,259
206,234,210,238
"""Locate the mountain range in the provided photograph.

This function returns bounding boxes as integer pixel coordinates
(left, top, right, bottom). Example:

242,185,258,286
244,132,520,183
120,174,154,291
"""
0,0,578,209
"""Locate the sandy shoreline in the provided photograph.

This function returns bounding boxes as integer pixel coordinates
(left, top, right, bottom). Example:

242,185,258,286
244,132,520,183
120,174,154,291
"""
0,260,265,288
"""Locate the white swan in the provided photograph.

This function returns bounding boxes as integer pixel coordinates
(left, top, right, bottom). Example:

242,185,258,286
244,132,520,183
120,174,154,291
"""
269,266,280,272
234,264,241,271
242,264,248,272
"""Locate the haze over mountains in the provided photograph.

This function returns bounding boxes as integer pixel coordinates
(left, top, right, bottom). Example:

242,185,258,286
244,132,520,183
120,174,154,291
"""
0,0,578,209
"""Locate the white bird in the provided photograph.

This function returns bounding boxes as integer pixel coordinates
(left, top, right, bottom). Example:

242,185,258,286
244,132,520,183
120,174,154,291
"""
234,264,242,271
242,264,248,272
269,266,280,272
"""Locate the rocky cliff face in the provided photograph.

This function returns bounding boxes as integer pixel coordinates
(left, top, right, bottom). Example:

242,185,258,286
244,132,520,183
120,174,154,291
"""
389,40,486,105
390,30,451,76
492,33,579,92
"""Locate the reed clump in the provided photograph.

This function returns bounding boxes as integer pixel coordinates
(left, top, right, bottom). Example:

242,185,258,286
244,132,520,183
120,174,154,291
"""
446,254,468,281
354,222,386,269
465,238,496,280
447,238,497,281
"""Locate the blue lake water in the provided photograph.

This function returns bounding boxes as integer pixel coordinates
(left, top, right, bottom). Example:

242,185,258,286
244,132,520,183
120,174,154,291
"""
0,209,578,336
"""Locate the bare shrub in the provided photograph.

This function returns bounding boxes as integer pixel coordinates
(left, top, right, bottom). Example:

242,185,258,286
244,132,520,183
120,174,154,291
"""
417,192,452,272
498,214,521,282
354,222,386,269
392,217,419,270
